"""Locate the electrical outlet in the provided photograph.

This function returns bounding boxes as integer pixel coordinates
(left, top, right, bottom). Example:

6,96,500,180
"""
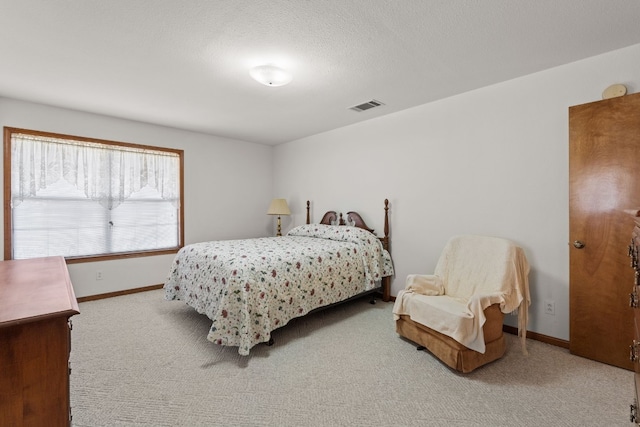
96,271,103,280
544,300,555,315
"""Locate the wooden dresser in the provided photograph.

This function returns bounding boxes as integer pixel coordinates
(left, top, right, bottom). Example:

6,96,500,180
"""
629,216,640,424
0,256,80,427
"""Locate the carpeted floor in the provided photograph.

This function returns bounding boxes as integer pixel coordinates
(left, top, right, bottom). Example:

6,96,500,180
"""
70,289,632,426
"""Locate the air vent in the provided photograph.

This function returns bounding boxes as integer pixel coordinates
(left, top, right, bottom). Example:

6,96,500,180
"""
349,99,385,112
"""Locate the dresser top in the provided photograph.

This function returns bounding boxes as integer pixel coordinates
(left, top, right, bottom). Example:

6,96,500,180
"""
0,256,79,326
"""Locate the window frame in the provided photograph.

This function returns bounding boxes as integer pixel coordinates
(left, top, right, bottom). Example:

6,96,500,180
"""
3,127,185,263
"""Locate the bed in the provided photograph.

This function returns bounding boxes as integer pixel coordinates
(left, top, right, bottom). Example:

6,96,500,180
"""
164,199,394,355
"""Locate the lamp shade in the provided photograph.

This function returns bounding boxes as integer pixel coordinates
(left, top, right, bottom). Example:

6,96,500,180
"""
267,198,290,216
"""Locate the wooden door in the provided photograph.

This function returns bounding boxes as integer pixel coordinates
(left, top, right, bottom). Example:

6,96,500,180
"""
569,92,640,370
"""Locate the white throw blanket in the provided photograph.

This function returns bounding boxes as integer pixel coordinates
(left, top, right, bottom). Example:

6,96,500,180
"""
393,235,530,354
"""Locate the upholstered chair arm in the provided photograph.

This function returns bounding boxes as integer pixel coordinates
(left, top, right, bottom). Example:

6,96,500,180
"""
405,274,444,296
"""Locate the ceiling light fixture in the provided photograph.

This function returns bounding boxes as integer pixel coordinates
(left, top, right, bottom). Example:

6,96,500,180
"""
250,64,292,87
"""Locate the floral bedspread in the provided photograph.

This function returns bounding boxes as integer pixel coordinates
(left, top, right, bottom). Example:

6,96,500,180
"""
164,224,394,355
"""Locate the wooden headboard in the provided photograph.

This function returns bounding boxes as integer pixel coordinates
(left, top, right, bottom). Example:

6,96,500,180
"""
305,199,390,253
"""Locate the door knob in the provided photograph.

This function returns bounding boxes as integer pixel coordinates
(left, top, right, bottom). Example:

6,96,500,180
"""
573,240,585,249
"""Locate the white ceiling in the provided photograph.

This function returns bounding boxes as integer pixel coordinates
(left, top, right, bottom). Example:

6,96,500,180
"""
1,1,640,145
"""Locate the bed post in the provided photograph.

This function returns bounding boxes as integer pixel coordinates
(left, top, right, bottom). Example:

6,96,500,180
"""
306,200,310,225
379,199,390,252
381,198,391,302
384,199,389,246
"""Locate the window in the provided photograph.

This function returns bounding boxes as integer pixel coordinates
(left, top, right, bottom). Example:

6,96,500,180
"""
4,127,184,262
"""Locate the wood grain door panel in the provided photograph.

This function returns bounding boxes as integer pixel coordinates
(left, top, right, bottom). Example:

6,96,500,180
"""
569,92,640,370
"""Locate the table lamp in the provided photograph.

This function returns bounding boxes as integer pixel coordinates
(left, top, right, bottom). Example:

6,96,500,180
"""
267,198,290,236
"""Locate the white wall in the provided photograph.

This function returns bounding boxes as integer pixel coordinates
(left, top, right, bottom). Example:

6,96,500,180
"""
273,43,640,341
0,97,273,298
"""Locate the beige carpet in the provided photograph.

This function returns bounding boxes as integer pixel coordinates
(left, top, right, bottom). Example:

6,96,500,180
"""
70,289,631,426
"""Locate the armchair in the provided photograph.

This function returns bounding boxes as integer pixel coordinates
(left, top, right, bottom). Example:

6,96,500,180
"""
393,235,530,373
